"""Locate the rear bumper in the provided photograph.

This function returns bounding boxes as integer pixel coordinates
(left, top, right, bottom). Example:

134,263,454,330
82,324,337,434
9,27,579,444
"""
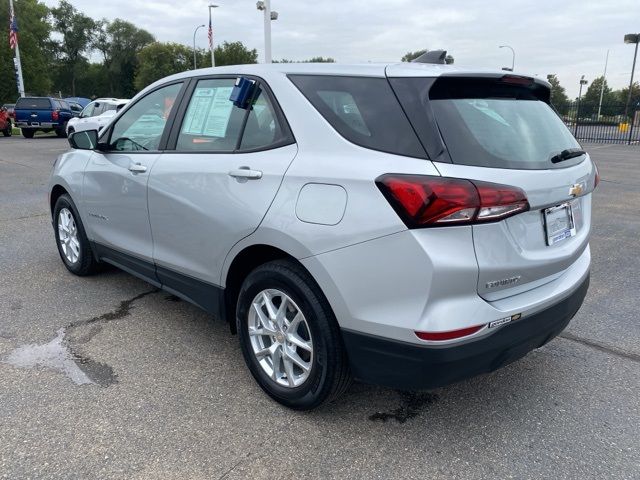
341,274,589,390
15,122,58,129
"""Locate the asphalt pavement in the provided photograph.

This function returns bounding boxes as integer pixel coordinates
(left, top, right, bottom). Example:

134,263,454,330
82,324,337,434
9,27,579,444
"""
1,136,639,479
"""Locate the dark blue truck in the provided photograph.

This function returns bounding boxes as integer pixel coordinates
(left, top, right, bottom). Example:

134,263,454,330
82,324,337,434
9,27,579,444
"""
14,97,74,138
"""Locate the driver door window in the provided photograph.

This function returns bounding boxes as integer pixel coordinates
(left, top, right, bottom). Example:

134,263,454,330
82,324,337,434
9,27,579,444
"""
81,103,95,118
109,82,183,152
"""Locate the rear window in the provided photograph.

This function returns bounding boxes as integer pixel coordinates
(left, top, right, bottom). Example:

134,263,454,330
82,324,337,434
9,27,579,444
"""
392,77,582,170
289,75,427,159
16,98,51,110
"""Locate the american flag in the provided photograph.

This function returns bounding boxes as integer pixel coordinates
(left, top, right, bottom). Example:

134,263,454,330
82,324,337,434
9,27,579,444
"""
208,17,213,49
9,6,19,50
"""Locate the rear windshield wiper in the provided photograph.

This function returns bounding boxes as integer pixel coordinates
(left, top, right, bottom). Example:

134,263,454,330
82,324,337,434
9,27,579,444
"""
550,148,586,164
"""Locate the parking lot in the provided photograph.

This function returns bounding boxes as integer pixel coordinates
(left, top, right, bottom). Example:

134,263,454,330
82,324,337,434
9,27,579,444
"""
0,137,638,479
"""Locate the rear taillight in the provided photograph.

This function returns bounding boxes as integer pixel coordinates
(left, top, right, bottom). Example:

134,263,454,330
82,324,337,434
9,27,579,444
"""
376,174,529,228
52,110,59,121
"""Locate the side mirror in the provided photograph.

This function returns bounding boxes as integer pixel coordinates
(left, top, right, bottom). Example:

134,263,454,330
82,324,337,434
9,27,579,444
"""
69,129,98,150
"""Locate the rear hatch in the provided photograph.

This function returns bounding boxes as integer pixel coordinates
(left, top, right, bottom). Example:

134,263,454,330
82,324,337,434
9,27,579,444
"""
389,73,596,301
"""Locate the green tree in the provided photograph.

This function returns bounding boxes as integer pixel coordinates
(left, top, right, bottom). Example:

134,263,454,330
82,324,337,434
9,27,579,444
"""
274,57,336,63
616,82,640,117
214,41,258,66
134,42,193,91
582,76,617,117
96,19,154,97
546,74,570,114
0,0,53,103
402,49,427,62
50,1,97,96
401,49,453,64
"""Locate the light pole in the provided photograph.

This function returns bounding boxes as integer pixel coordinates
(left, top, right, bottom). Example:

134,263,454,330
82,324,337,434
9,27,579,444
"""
193,24,205,70
208,4,219,67
623,33,639,120
499,45,515,71
597,49,609,120
575,75,588,136
256,1,278,63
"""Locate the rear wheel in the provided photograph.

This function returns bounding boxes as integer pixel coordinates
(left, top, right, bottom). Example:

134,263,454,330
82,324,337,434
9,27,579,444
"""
236,260,351,410
21,128,35,138
53,194,100,276
2,123,10,137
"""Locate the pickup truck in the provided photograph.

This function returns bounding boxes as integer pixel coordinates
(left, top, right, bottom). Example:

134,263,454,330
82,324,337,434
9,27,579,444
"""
14,97,74,138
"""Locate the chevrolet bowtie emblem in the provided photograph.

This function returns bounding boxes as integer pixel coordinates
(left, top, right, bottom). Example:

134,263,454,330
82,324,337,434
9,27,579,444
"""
569,183,584,197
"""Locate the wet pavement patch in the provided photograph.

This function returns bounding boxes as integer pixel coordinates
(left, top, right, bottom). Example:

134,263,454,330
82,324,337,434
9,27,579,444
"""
2,329,102,385
2,290,156,386
369,391,440,423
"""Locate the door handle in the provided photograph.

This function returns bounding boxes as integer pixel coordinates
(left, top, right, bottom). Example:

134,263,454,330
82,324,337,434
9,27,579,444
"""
128,163,147,173
228,167,263,180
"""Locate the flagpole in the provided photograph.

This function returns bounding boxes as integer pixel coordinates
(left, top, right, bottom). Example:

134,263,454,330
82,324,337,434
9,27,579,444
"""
9,0,25,97
208,4,218,67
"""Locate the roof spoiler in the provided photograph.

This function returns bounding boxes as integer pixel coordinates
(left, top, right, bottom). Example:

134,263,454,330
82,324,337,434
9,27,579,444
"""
411,50,448,65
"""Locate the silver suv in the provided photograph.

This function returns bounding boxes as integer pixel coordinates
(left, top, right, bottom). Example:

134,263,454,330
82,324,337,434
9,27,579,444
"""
49,63,596,410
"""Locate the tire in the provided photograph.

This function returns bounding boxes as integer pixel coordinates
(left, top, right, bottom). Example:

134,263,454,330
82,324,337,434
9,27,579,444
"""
56,124,67,138
21,128,35,138
53,194,100,276
2,126,10,137
236,260,352,410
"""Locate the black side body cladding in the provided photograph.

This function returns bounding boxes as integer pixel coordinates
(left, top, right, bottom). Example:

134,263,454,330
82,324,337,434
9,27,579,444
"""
92,242,226,321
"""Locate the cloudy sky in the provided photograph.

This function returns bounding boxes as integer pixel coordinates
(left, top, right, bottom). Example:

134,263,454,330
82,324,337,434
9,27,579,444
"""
43,0,640,97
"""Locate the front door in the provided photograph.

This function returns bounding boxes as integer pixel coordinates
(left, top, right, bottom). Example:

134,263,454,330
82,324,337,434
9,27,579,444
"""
82,82,185,278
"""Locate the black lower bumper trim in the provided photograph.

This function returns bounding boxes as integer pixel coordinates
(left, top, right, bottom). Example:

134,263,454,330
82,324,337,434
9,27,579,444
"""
342,274,590,390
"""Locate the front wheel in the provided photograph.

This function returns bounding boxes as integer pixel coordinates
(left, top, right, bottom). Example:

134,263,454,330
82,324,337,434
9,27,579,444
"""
53,194,101,276
55,124,67,138
237,260,352,410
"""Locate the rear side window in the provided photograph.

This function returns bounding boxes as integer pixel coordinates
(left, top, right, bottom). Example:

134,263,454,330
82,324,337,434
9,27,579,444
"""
392,77,582,170
289,75,427,159
16,98,51,109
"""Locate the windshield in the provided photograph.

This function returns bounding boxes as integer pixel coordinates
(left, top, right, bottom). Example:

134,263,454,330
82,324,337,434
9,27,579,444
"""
432,98,581,169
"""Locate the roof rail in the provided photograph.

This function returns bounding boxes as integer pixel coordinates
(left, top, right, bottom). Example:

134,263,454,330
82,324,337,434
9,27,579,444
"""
411,50,448,65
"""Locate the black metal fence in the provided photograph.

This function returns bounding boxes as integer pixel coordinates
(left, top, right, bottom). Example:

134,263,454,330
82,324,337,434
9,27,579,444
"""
554,101,640,144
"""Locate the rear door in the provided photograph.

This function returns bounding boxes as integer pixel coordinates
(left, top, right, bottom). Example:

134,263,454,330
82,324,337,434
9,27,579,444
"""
389,74,596,300
147,76,296,296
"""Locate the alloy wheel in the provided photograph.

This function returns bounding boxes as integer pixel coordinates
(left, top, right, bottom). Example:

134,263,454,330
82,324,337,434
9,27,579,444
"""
57,207,80,264
247,289,314,388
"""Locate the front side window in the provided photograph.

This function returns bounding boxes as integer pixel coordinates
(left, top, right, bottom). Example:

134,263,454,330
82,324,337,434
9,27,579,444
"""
177,79,247,152
110,82,182,152
93,102,105,116
81,103,96,118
